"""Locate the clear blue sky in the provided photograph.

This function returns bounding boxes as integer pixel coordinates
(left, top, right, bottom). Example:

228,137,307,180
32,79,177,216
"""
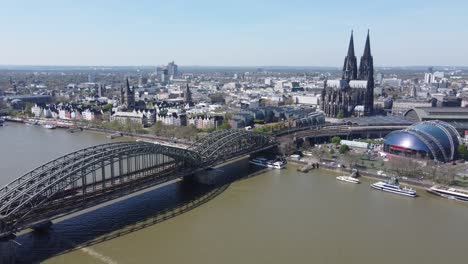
1,0,467,66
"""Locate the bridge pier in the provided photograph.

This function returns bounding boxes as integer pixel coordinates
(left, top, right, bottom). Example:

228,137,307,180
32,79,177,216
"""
31,220,53,234
0,237,16,264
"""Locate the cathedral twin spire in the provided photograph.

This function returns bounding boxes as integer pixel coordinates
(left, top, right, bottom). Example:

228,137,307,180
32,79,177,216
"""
342,30,358,81
342,30,373,82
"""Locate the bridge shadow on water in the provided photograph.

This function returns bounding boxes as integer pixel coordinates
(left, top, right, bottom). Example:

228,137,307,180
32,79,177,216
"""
13,159,267,263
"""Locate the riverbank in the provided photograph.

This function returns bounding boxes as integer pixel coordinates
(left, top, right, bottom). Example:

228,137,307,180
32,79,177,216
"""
287,158,434,189
4,117,193,147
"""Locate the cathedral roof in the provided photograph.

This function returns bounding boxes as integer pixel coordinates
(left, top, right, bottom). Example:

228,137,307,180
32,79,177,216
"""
327,80,348,89
349,80,368,88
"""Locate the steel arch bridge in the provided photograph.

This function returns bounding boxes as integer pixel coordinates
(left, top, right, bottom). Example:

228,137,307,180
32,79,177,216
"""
0,130,275,238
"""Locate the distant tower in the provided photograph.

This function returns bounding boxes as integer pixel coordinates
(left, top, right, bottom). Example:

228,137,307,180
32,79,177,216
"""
184,84,192,104
411,86,418,98
161,69,169,85
88,73,95,83
358,30,375,116
121,78,135,109
167,61,178,79
342,31,358,81
9,77,17,92
98,84,105,97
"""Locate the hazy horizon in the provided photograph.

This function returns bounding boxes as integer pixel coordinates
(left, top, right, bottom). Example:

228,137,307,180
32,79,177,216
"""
1,0,467,67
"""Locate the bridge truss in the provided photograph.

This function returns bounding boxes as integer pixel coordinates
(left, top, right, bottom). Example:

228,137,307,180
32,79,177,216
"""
0,130,274,237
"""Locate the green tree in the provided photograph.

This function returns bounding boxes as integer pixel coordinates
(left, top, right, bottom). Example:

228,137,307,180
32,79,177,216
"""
253,119,265,124
331,136,341,145
102,103,113,112
339,144,350,154
457,144,468,160
217,121,231,130
24,103,33,117
337,110,345,119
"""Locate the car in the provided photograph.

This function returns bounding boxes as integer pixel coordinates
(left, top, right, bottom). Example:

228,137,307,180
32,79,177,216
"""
377,170,387,176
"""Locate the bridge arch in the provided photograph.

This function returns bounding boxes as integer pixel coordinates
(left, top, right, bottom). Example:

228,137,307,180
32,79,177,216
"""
189,130,275,163
0,142,201,234
0,130,275,237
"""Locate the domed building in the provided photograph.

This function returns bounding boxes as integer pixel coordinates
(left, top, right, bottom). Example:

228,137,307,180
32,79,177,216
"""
383,121,461,162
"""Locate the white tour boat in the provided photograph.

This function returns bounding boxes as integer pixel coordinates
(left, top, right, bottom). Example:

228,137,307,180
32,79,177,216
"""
249,157,286,169
427,185,468,202
370,177,416,197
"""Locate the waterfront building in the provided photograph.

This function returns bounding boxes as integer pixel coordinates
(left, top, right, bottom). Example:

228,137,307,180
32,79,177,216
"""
111,110,147,126
82,109,103,121
383,121,461,162
321,31,375,117
31,104,43,117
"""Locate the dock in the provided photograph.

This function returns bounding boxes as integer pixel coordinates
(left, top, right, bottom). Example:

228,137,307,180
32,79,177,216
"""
297,162,320,173
107,132,123,139
68,127,83,133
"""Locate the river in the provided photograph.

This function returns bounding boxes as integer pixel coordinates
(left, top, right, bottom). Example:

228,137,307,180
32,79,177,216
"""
1,122,468,264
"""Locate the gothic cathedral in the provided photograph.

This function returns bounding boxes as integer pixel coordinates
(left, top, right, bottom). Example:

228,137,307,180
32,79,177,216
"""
321,31,374,117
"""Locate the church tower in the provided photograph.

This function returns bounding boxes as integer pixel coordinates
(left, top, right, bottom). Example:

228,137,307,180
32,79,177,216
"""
358,30,374,115
121,78,135,110
342,31,358,81
184,83,192,104
126,78,135,110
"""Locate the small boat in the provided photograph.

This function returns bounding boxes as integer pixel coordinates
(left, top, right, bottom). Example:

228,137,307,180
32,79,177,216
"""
249,157,286,169
0,118,4,126
336,175,360,184
43,124,56,129
427,185,468,202
370,177,416,197
26,120,39,126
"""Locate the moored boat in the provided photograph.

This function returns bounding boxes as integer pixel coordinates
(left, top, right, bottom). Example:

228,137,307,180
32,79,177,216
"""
43,124,56,129
370,177,416,197
427,185,468,202
249,157,286,169
336,175,360,184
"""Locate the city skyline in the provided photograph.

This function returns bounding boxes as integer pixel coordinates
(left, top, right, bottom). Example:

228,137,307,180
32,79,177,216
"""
1,0,467,66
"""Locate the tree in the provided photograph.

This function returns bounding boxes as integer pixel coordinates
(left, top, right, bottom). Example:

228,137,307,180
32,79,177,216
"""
331,136,341,145
457,144,468,160
217,121,231,130
337,110,345,119
339,144,350,154
24,103,33,117
102,103,113,112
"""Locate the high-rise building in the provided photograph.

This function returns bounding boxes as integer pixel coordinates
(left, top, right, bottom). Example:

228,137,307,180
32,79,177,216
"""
167,61,178,79
321,30,375,117
161,69,169,85
88,73,95,83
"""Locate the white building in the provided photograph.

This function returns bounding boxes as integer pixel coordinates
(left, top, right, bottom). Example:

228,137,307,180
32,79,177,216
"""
31,104,43,117
82,109,103,121
293,95,320,106
111,111,146,125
